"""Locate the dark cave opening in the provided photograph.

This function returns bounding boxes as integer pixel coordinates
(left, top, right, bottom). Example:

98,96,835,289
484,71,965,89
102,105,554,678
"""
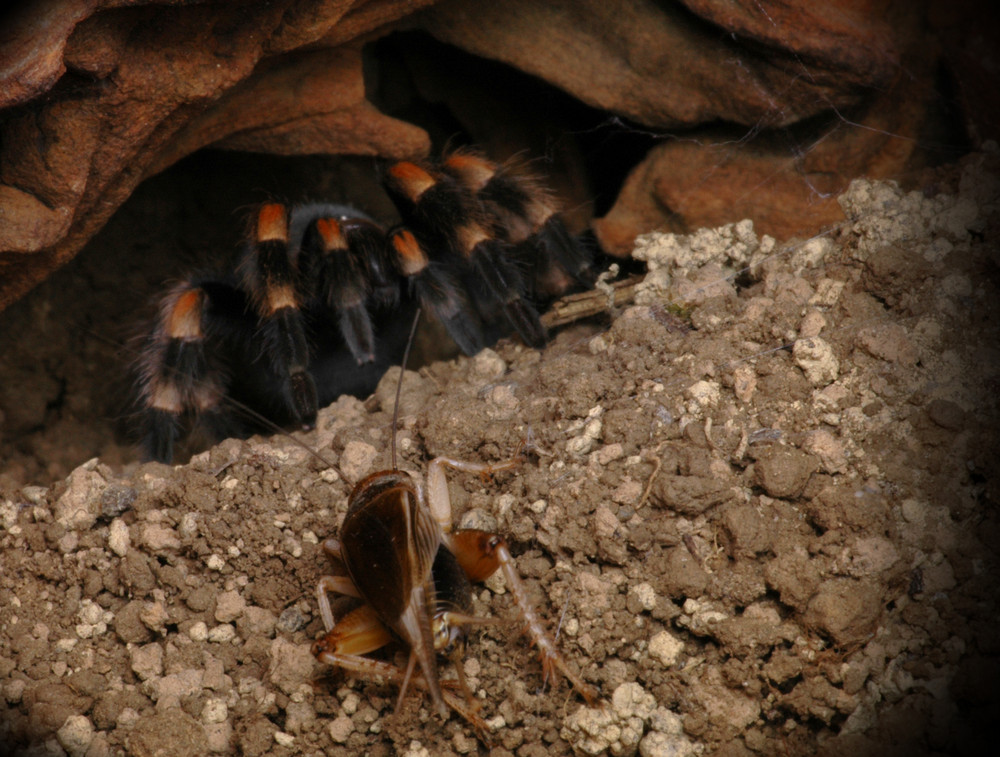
0,31,654,486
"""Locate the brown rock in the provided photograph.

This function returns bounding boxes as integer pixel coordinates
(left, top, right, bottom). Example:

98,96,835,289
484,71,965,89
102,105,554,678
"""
926,398,967,431
127,708,206,757
425,0,900,128
753,445,818,499
592,504,630,565
113,600,154,644
719,504,772,559
661,545,711,598
779,675,859,724
763,650,804,686
803,578,882,645
805,484,889,532
23,680,92,734
238,714,279,757
119,550,157,594
0,3,91,108
856,323,919,366
0,0,975,311
764,551,821,612
592,67,932,253
650,474,737,515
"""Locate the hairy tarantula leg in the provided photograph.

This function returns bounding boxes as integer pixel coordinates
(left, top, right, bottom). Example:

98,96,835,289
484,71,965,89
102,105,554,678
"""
390,229,486,355
144,409,179,463
340,217,402,310
385,160,547,348
239,204,318,428
456,226,548,349
443,151,598,290
382,161,462,243
302,217,376,364
138,284,224,462
534,214,598,288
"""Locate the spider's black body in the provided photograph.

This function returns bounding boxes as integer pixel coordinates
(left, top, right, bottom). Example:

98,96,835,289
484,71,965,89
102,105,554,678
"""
136,151,595,462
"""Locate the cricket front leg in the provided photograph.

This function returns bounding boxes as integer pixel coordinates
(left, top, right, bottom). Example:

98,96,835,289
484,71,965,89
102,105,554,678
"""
425,447,527,533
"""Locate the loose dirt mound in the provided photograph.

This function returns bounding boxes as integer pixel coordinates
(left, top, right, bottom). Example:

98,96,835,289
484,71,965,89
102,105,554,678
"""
1,150,997,756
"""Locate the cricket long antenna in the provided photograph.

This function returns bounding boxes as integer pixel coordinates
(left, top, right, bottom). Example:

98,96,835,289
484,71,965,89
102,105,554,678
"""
392,307,422,471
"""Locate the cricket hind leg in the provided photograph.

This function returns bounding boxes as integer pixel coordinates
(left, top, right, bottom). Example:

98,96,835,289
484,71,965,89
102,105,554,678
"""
312,562,494,741
422,448,600,704
447,529,601,706
312,613,492,743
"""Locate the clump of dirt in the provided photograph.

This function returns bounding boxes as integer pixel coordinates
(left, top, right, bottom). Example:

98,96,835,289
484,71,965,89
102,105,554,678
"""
2,148,998,756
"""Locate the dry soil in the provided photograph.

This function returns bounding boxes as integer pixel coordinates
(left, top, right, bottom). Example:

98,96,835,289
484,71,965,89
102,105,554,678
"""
1,149,998,756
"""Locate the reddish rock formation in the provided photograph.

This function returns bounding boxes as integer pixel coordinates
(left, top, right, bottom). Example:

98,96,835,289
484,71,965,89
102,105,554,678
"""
0,0,434,311
0,0,984,310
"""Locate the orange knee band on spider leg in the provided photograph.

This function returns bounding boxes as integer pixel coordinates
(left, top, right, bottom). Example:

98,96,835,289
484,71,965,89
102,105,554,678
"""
147,319,216,411
444,152,596,292
442,152,497,193
302,217,377,364
391,228,431,279
165,288,205,340
255,203,289,242
313,217,347,251
386,161,437,203
243,205,298,316
263,283,298,314
385,163,473,251
138,282,223,461
444,151,552,237
491,175,555,234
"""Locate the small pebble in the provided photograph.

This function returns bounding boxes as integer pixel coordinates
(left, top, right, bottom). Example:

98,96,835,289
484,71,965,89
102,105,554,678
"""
100,484,137,519
274,731,295,747
328,715,354,744
56,714,95,757
277,607,308,633
108,518,130,556
648,631,684,666
208,624,236,643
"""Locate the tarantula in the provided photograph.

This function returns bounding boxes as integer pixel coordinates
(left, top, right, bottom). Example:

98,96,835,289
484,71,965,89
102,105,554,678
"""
136,150,597,462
